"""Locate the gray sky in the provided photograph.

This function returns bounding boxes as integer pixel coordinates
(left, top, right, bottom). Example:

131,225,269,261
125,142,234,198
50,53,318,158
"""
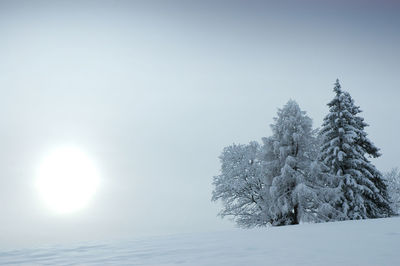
0,0,399,248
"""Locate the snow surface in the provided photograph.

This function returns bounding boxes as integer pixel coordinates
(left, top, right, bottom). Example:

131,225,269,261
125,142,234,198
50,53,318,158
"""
1,218,400,265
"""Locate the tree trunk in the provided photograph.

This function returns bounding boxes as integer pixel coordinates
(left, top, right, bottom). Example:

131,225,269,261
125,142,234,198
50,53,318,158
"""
293,203,299,224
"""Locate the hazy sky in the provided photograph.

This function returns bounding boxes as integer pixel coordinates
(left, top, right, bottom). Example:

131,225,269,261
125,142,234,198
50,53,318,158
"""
0,0,399,248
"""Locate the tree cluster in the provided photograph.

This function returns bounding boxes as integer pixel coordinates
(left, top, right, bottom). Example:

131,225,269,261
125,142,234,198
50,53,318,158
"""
212,80,394,227
384,168,400,214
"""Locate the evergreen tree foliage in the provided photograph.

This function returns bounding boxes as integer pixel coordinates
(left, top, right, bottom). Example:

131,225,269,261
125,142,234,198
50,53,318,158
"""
319,79,393,219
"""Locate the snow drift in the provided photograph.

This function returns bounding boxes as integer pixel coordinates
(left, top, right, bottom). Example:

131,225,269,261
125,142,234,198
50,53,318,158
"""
1,217,400,265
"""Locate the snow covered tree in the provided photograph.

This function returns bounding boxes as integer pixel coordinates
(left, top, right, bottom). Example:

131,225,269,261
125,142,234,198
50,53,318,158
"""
212,142,271,227
212,100,342,227
264,100,340,225
319,79,393,219
384,168,400,214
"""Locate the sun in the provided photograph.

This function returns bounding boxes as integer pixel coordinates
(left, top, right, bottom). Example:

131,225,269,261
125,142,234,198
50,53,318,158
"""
35,146,100,214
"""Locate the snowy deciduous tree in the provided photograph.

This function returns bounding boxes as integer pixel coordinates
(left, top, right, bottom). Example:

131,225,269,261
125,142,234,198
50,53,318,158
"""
384,168,400,215
319,79,393,219
212,142,271,227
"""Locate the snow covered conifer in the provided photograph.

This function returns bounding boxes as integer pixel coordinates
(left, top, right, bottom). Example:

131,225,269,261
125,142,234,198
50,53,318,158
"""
213,98,344,227
319,79,393,219
264,100,337,225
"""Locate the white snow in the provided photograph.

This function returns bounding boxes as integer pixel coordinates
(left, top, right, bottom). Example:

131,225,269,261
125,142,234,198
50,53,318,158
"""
1,218,400,265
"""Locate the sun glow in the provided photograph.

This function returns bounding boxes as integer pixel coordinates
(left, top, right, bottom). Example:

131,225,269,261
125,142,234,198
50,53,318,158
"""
35,146,100,214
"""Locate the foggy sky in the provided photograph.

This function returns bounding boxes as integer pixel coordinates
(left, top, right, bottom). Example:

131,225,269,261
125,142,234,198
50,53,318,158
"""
0,0,399,247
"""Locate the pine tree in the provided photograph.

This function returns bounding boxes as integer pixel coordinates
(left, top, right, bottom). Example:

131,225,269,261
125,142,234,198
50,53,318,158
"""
319,79,393,219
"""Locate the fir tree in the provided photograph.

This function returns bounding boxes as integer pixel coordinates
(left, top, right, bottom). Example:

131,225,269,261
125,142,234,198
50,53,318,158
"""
319,79,393,219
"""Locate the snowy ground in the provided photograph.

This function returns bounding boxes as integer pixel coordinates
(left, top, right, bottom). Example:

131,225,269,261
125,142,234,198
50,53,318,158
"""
1,217,400,265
